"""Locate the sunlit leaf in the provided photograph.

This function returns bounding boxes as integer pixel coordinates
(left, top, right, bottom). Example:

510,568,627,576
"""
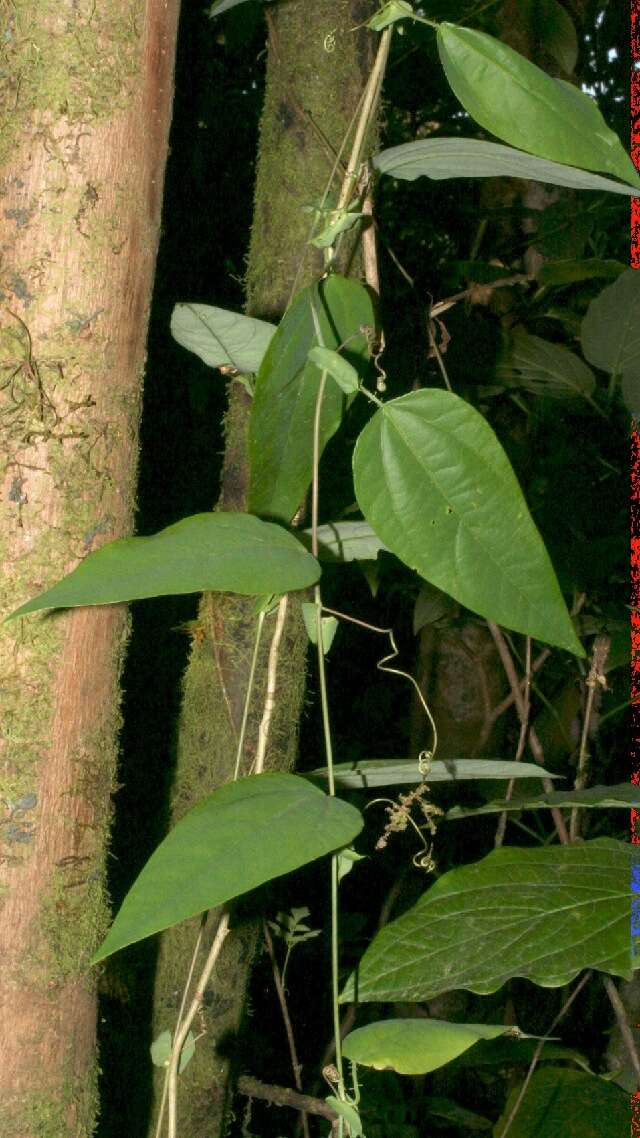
93,774,362,962
7,514,320,618
171,304,275,373
436,23,639,185
373,138,639,197
352,389,583,654
343,1019,513,1075
341,840,636,1003
302,522,388,563
309,758,558,789
150,1029,195,1074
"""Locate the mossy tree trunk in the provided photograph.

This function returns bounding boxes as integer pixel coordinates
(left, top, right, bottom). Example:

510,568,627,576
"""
0,2,179,1134
147,3,376,1134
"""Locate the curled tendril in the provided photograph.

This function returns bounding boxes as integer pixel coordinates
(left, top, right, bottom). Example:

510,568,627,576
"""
323,28,337,52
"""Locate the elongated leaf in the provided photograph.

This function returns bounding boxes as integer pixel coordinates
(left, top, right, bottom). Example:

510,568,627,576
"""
341,839,636,1003
530,0,577,74
309,759,558,789
343,1019,512,1075
494,1068,628,1138
445,783,639,820
352,389,582,654
249,275,374,523
436,23,639,186
170,304,275,373
93,773,362,962
373,138,639,197
498,328,595,400
209,0,256,15
8,513,320,618
302,522,388,563
581,269,640,382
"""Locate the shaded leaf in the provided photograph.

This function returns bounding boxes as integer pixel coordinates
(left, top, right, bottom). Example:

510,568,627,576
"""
445,783,639,820
93,773,362,962
413,581,457,633
436,23,639,185
536,259,625,287
373,138,638,197
8,513,320,618
343,1019,512,1075
308,346,360,394
581,269,640,381
352,389,582,654
170,304,275,374
309,758,558,789
532,0,578,74
494,1068,628,1138
341,839,636,1002
249,276,374,523
498,328,595,400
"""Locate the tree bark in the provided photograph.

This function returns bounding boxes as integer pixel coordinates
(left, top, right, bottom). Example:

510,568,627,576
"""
0,2,179,1134
147,3,376,1135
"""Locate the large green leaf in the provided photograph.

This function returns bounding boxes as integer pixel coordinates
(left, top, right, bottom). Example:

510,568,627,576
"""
249,275,375,523
373,138,638,197
341,839,636,1002
445,783,639,820
342,1019,511,1076
436,23,639,186
352,389,582,654
93,773,362,962
8,513,320,618
494,1068,628,1138
581,268,640,381
170,303,275,373
309,758,558,789
498,328,595,401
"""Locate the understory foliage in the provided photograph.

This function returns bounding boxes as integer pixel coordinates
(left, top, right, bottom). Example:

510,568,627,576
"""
8,1,637,1135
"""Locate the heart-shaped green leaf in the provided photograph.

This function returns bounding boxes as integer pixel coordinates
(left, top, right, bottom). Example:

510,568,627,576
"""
353,389,582,654
93,773,362,962
436,23,639,186
8,513,320,618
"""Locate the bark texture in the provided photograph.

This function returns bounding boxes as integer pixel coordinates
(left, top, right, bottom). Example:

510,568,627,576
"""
147,3,376,1135
0,1,179,1134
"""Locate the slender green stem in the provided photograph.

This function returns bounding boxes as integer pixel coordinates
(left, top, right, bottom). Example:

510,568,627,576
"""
233,608,266,780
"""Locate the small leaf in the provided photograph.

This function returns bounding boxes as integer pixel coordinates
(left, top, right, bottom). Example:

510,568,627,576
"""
498,328,596,400
581,268,640,382
352,389,583,654
301,603,339,654
413,581,456,633
249,276,374,523
308,758,559,789
7,513,320,618
150,1029,195,1074
310,211,363,248
170,304,275,373
337,847,366,883
373,138,639,197
92,773,362,962
366,0,414,31
445,783,640,820
308,347,360,395
343,1019,513,1075
341,839,636,1003
436,23,639,186
325,1097,363,1137
494,1068,628,1138
302,522,388,563
209,0,256,15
